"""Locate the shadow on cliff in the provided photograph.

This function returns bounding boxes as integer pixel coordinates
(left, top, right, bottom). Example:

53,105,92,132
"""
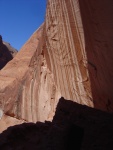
79,0,113,111
0,36,13,69
0,97,113,150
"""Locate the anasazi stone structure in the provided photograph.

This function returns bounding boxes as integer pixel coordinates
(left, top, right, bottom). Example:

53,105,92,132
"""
0,0,113,131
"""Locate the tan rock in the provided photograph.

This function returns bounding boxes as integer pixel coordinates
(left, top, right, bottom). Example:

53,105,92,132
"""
0,115,25,133
0,25,45,122
44,0,93,107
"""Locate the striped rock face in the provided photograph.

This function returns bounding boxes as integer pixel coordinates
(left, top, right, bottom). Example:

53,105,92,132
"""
44,0,113,112
0,25,44,123
0,0,113,131
44,0,93,106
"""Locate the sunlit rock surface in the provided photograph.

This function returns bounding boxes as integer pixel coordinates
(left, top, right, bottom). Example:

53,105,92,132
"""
0,25,44,123
0,115,25,133
44,0,93,106
0,0,113,133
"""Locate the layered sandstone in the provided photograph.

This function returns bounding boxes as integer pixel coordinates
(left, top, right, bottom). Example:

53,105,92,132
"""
44,0,93,106
0,0,113,132
0,25,45,123
44,0,113,111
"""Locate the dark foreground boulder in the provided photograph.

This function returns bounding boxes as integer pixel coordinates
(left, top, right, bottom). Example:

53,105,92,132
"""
0,97,113,150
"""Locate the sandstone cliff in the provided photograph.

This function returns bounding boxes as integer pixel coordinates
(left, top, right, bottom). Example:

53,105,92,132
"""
0,25,44,123
0,0,113,132
0,35,17,69
44,0,113,112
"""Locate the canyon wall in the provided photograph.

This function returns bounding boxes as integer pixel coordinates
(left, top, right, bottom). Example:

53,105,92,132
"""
79,0,113,111
0,25,45,122
0,35,17,69
0,24,58,122
0,0,113,127
44,0,93,106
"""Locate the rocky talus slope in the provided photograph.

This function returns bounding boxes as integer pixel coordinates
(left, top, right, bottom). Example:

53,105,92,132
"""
0,35,17,69
0,0,113,133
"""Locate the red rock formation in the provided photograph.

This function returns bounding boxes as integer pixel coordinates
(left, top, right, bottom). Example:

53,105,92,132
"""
44,0,93,106
79,0,113,111
44,0,113,112
0,25,44,123
0,35,17,69
0,0,113,132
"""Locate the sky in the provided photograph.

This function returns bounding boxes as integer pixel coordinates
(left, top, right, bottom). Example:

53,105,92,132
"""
0,0,46,50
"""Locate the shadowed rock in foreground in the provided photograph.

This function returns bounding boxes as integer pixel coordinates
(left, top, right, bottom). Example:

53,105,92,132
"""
0,97,113,150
